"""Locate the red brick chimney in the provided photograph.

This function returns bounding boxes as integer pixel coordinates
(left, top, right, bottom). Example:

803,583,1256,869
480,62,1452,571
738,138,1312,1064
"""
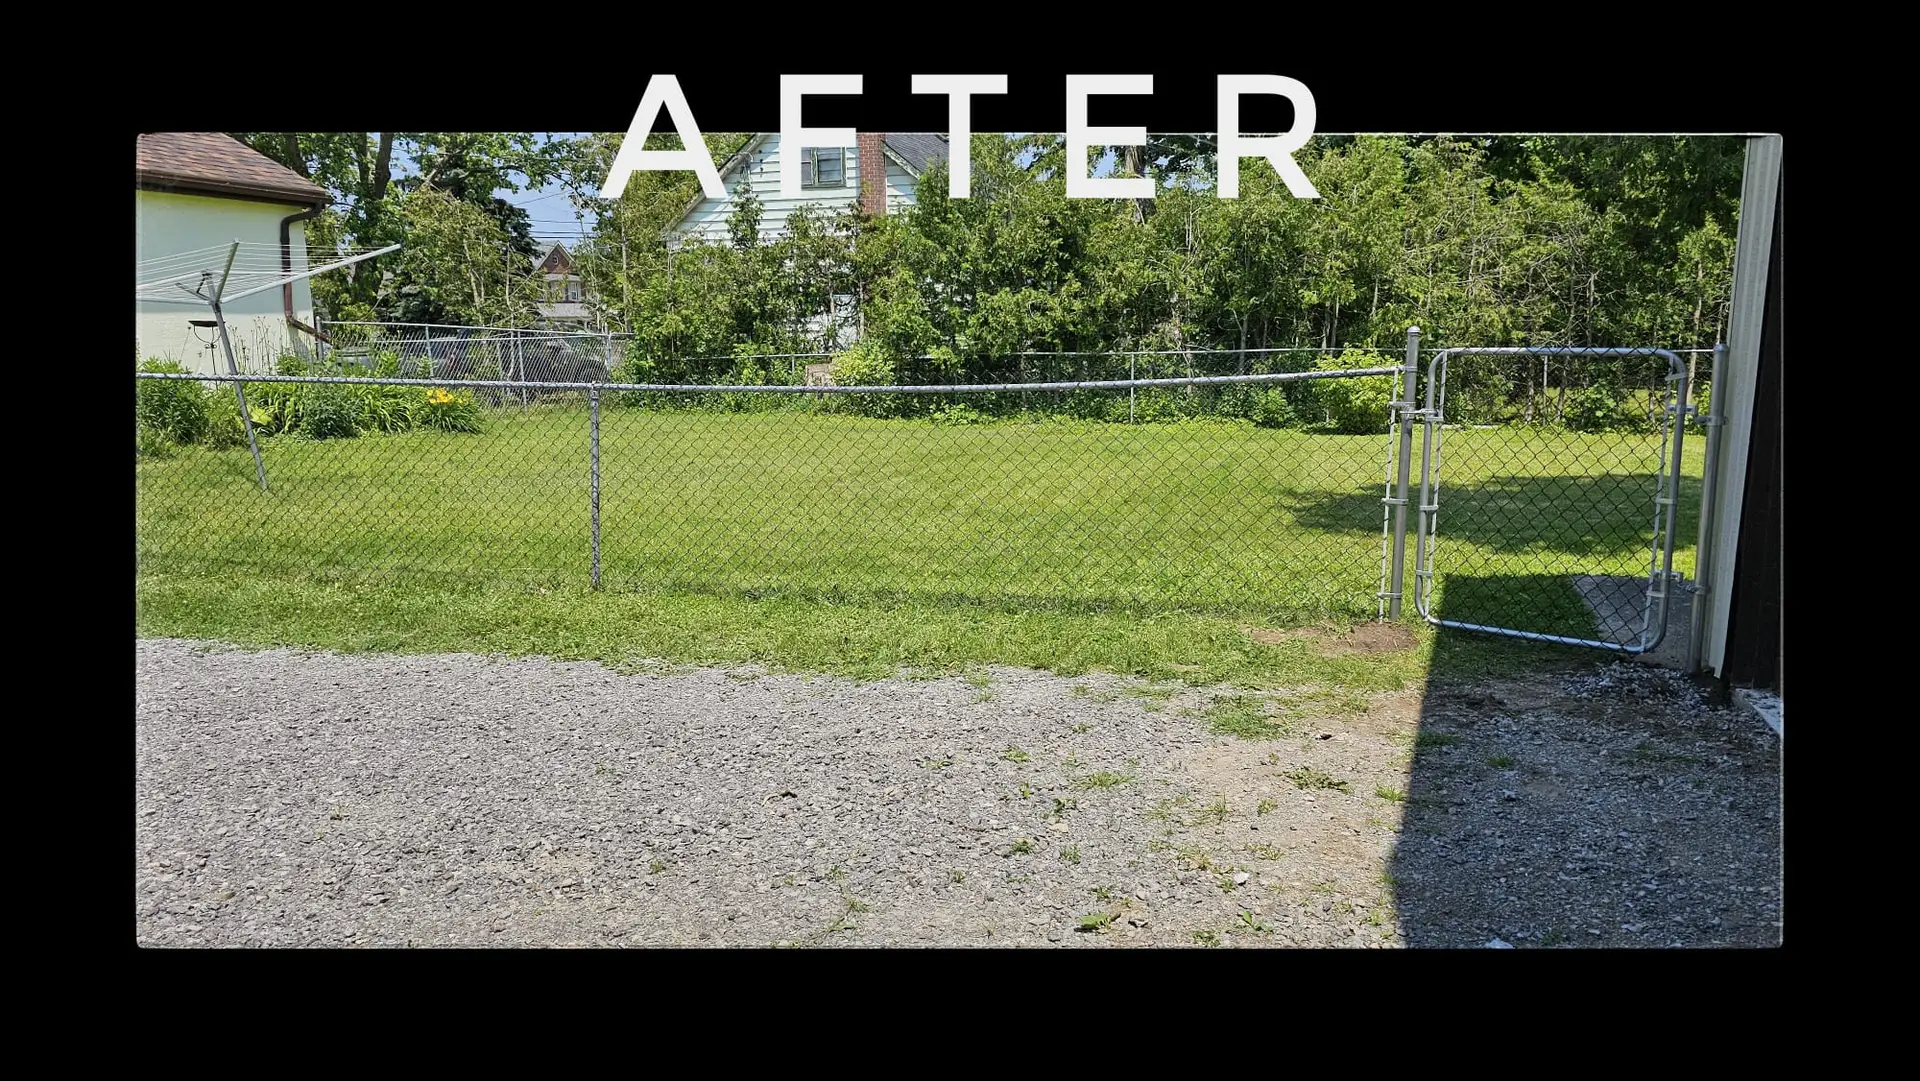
858,132,888,216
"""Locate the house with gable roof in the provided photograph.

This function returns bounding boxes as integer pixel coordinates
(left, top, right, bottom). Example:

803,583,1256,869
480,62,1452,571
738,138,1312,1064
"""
135,132,330,372
664,132,948,248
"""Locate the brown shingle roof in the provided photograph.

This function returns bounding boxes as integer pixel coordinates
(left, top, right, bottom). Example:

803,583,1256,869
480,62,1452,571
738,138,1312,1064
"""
136,132,328,207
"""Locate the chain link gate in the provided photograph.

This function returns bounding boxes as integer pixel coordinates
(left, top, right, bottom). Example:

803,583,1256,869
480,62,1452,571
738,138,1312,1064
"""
1399,345,1692,653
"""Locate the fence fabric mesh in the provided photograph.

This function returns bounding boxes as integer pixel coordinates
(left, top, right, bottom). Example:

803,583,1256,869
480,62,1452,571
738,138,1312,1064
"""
135,337,1716,649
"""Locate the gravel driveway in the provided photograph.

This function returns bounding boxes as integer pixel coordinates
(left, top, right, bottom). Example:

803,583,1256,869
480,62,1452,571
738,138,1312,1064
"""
135,638,1781,947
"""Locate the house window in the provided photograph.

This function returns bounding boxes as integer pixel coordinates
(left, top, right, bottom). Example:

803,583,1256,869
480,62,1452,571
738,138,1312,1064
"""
801,147,846,189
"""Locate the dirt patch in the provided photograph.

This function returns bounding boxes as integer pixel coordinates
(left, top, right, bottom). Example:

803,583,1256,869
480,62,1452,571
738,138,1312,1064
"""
1243,622,1419,657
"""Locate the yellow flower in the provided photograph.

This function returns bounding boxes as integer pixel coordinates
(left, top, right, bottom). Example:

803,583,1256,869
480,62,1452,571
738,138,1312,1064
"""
427,388,454,405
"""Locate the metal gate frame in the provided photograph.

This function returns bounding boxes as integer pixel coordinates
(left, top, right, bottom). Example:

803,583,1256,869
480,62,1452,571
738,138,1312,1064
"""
1409,346,1690,654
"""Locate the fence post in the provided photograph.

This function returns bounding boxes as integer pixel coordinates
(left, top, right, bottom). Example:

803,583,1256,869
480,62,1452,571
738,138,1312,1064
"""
589,387,602,591
1683,342,1727,674
605,330,615,379
1386,326,1420,619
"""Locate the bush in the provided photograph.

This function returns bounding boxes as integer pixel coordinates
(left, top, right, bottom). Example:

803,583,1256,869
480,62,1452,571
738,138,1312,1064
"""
830,341,899,418
1562,385,1652,433
296,384,360,440
1251,387,1299,429
928,402,989,426
413,388,484,433
1312,350,1397,433
354,382,420,434
136,359,209,445
204,389,248,449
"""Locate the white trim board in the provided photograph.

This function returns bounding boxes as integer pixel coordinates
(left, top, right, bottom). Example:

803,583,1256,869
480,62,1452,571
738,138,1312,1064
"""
1701,135,1782,679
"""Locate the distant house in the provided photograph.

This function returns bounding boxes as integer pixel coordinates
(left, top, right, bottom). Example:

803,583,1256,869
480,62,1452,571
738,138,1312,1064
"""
665,132,948,248
135,132,330,373
532,242,592,328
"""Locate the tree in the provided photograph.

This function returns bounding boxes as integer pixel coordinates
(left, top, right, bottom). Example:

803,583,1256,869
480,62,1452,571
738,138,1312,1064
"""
232,132,563,323
376,185,541,328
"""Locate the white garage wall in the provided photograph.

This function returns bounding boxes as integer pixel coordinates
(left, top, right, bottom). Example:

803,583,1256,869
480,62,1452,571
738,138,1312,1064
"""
135,190,315,374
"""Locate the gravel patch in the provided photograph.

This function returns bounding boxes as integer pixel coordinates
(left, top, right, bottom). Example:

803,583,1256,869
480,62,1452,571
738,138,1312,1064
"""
136,640,1781,947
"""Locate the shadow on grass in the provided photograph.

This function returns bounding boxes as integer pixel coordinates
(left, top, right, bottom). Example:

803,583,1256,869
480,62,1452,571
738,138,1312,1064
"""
1290,473,1700,559
1425,572,1603,643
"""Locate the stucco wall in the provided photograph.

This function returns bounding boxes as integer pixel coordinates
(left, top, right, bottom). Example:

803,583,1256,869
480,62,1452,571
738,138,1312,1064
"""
135,190,315,374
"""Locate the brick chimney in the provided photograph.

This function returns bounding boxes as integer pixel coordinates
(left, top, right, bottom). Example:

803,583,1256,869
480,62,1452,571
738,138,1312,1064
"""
858,132,888,216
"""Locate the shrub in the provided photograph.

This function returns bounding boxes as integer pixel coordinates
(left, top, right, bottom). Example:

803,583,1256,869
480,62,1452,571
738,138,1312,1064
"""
928,402,989,426
242,381,303,435
203,389,248,449
296,384,360,440
830,341,899,418
413,388,484,433
1562,385,1650,433
354,382,420,434
1312,350,1397,433
136,359,209,445
1251,387,1299,429
830,339,896,387
1128,388,1195,424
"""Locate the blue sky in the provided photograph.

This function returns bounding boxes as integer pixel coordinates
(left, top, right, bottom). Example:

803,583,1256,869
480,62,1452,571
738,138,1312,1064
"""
509,132,595,250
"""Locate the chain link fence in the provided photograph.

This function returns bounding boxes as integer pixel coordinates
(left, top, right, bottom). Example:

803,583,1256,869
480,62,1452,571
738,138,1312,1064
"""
135,331,1720,646
317,321,622,386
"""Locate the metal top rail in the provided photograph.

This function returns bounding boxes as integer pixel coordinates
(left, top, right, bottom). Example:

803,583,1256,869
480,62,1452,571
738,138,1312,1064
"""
133,366,1407,396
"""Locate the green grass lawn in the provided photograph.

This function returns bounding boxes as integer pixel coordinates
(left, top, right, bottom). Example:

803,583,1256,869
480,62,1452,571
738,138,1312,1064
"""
136,404,1702,683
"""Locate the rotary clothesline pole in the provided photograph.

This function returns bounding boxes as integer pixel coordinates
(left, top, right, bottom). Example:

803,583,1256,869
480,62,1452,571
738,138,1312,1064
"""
208,241,270,492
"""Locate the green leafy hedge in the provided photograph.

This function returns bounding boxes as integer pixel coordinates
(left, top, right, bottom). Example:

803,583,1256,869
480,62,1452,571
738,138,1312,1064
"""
136,354,484,454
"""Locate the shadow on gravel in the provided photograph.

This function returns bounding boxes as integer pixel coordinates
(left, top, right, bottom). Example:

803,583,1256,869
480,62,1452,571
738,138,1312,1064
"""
1386,624,1782,948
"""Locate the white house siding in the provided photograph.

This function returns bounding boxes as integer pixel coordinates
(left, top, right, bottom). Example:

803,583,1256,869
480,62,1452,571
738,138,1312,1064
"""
885,158,918,214
136,190,314,374
670,133,921,248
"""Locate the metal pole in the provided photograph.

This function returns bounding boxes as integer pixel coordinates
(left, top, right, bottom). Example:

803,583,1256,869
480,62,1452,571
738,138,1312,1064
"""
1413,349,1442,618
1684,342,1728,673
213,300,269,493
605,330,615,380
589,387,602,590
1647,359,1690,651
1129,353,1136,422
204,242,268,493
1386,326,1420,619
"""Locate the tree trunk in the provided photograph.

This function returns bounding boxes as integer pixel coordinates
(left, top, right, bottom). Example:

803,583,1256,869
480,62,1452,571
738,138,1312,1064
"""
1124,145,1149,224
282,135,308,177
